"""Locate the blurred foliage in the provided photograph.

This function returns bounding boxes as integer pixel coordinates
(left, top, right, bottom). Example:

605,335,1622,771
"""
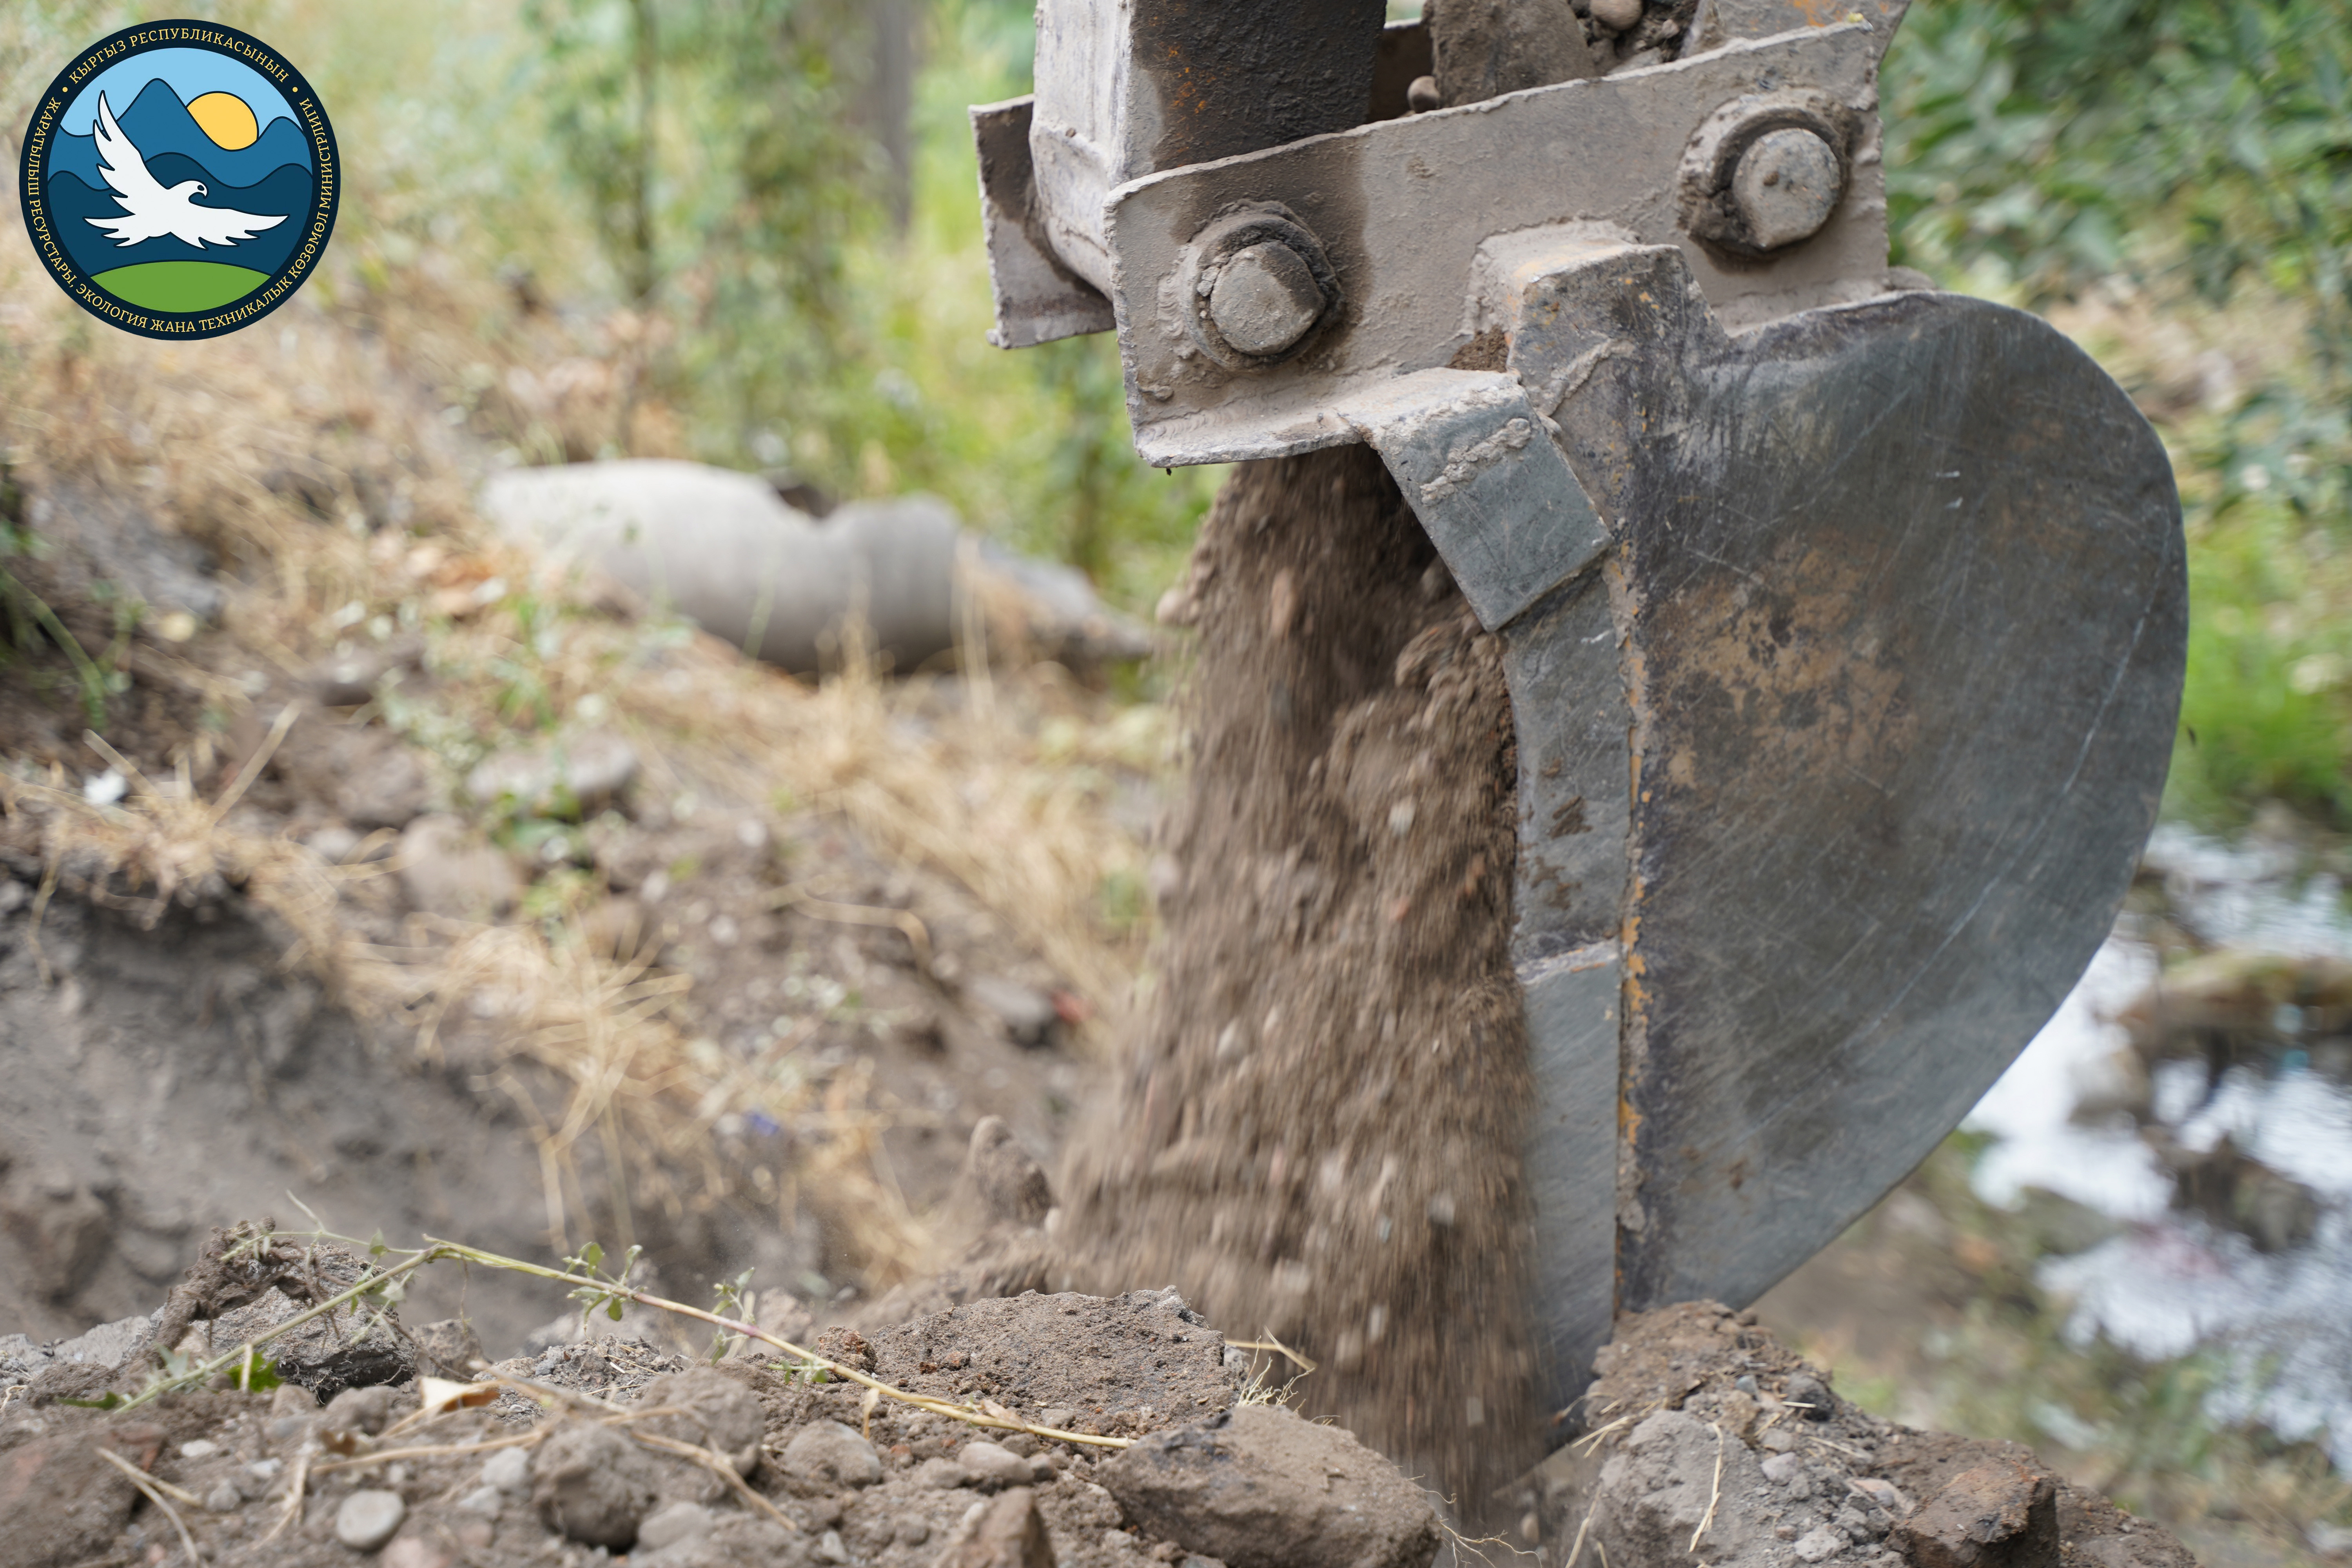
1881,0,2352,827
9,0,2352,807
503,0,1220,612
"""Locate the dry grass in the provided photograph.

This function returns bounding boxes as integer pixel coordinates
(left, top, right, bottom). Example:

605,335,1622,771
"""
0,185,1161,1296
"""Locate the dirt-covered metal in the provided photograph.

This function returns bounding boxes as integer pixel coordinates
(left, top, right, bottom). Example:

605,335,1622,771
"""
971,0,2188,1431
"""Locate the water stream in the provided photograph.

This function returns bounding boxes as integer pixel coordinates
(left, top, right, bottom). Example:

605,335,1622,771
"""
1965,824,2352,1470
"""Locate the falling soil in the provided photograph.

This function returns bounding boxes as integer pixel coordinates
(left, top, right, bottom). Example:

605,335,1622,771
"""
1057,445,1541,1514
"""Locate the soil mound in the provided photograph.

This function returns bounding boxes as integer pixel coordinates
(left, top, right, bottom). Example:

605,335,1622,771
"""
1532,1301,2197,1568
0,1243,1450,1568
1057,446,1539,1511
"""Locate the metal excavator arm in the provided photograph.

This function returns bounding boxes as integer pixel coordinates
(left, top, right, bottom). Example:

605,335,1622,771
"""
971,0,2185,1423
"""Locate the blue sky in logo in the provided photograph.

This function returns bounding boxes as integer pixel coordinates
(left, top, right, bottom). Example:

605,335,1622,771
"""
60,47,297,136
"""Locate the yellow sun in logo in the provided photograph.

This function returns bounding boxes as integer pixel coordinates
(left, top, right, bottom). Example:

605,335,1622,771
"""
186,91,260,151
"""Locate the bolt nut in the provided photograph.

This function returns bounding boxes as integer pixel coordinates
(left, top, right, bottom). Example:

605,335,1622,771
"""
1208,241,1326,357
1677,91,1855,258
1728,127,1842,251
1178,205,1344,370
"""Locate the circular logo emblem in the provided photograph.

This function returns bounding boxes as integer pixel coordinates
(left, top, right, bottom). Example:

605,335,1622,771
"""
17,21,338,339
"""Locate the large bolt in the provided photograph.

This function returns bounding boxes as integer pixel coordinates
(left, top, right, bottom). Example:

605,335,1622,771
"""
1207,241,1327,358
1728,127,1843,251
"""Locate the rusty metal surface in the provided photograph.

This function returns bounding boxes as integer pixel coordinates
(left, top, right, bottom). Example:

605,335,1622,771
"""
970,96,1116,348
1101,26,1893,467
1551,283,2188,1313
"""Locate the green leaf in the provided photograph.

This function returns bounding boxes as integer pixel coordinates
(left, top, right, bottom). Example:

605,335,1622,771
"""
606,1298,624,1321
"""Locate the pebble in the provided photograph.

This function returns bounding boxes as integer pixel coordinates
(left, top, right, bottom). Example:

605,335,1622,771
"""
914,1455,969,1490
1036,1406,1077,1432
1762,1452,1804,1485
247,1457,284,1479
819,1529,852,1563
1794,1523,1847,1562
456,1485,504,1515
203,1482,241,1513
1848,1477,1909,1515
898,1518,933,1546
382,1541,452,1568
178,1439,220,1460
336,1489,408,1552
1591,0,1642,30
782,1422,884,1488
1786,1372,1834,1420
958,1440,1038,1488
638,1501,715,1551
481,1445,532,1493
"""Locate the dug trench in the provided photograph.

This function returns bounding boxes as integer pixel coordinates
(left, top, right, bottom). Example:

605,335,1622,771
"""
1,451,2197,1567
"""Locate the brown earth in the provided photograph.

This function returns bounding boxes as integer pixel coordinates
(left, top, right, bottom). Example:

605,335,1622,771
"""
1532,1301,2197,1568
0,1245,1442,1568
1056,446,1541,1517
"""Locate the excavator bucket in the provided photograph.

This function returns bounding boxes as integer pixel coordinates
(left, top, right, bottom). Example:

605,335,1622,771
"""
972,0,2185,1423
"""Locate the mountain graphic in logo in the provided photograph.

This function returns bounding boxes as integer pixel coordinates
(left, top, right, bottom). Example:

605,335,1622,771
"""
18,25,338,337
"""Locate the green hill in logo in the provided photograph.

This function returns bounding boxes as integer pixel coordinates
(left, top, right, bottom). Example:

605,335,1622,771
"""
92,260,270,313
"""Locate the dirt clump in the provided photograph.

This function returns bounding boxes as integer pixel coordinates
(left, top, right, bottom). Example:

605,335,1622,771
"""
1100,1401,1439,1568
1530,1302,2198,1568
0,1243,1461,1568
1058,444,1539,1512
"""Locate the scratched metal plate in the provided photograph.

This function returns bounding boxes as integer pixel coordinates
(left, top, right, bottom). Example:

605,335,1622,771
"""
1598,290,2187,1312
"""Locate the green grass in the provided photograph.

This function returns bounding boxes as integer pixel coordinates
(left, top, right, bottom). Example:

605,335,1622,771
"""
92,260,270,313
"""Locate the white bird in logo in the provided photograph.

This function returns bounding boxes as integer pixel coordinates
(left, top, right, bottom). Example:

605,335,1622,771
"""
83,91,287,249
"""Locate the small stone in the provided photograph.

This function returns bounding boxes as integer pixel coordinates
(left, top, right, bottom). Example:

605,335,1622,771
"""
336,1490,407,1552
532,1420,664,1548
898,1517,933,1546
1849,1476,1910,1515
1785,1372,1834,1421
382,1540,452,1568
1795,1523,1848,1562
1037,1407,1077,1432
1406,74,1441,112
781,1421,884,1488
958,1441,1037,1489
204,1482,241,1513
1102,1404,1437,1568
1762,1452,1804,1486
247,1457,284,1480
1776,1525,1800,1542
481,1445,532,1493
456,1485,503,1515
638,1501,715,1551
916,1455,971,1489
937,1486,1056,1568
1591,0,1642,29
818,1529,851,1563
1762,1426,1798,1452
178,1439,220,1460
